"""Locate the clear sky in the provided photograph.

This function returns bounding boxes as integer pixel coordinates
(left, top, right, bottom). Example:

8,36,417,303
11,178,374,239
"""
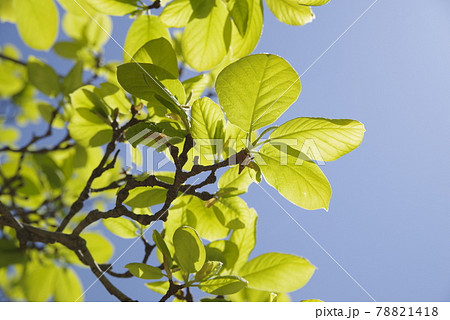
1,0,450,302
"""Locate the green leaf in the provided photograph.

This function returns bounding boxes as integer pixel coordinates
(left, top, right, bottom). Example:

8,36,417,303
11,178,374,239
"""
269,117,366,161
0,0,15,23
265,0,315,26
103,217,138,239
62,12,112,49
191,97,226,163
173,226,206,274
0,238,26,267
124,186,168,208
229,208,257,272
22,259,57,301
216,54,301,133
53,41,85,60
94,82,131,115
116,63,186,121
125,263,164,280
238,252,316,292
194,261,223,282
182,74,209,103
182,0,231,71
213,197,250,230
54,267,83,302
198,275,247,295
256,143,331,210
168,196,229,242
27,56,60,97
160,0,193,28
68,86,113,147
133,38,179,77
298,0,331,5
301,299,324,302
218,165,256,197
228,0,249,36
145,281,170,294
153,230,173,268
0,45,25,97
228,0,262,60
229,287,291,302
56,0,98,16
14,0,59,50
206,240,239,272
123,15,170,62
62,61,83,96
87,0,138,15
83,233,114,264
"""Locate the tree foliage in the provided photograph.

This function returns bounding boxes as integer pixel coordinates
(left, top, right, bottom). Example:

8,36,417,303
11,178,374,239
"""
0,0,364,302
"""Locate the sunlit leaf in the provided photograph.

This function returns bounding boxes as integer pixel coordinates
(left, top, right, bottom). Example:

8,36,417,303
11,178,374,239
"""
103,217,139,239
216,54,301,132
54,267,83,302
133,38,179,77
14,0,59,50
125,263,164,279
27,56,60,97
239,252,316,292
173,226,206,274
266,0,315,26
198,275,247,295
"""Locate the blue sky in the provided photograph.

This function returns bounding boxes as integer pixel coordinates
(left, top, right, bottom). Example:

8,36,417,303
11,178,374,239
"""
1,0,450,302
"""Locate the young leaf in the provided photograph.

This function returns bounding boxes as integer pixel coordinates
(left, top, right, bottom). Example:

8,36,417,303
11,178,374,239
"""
133,38,179,77
152,230,173,268
213,197,251,230
0,238,27,268
228,287,291,302
206,240,239,272
22,260,57,301
14,0,59,50
83,233,114,264
173,226,206,274
160,0,193,28
229,208,257,272
182,0,231,71
116,63,186,121
269,117,366,161
54,267,83,302
198,275,248,295
228,0,249,36
123,15,170,62
145,281,170,294
217,165,256,197
182,74,209,103
103,217,139,239
94,82,131,115
265,0,315,26
298,0,331,5
125,263,164,280
238,253,316,292
27,57,60,97
194,261,223,282
228,0,263,60
124,186,168,208
256,143,331,210
216,54,301,133
191,97,226,163
87,0,139,16
62,61,83,96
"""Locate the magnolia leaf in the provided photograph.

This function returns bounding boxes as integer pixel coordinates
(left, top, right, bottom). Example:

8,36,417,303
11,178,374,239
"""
133,38,179,77
256,143,331,210
182,0,231,71
83,233,114,264
160,0,193,28
198,275,248,295
14,0,59,50
216,54,301,133
229,208,257,272
103,217,139,239
123,15,170,62
269,117,366,161
238,253,316,292
125,263,164,280
87,0,139,15
27,57,60,97
265,0,315,26
173,226,206,274
54,267,83,302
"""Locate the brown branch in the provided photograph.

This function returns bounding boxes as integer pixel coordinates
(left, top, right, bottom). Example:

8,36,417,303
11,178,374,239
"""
0,53,26,66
